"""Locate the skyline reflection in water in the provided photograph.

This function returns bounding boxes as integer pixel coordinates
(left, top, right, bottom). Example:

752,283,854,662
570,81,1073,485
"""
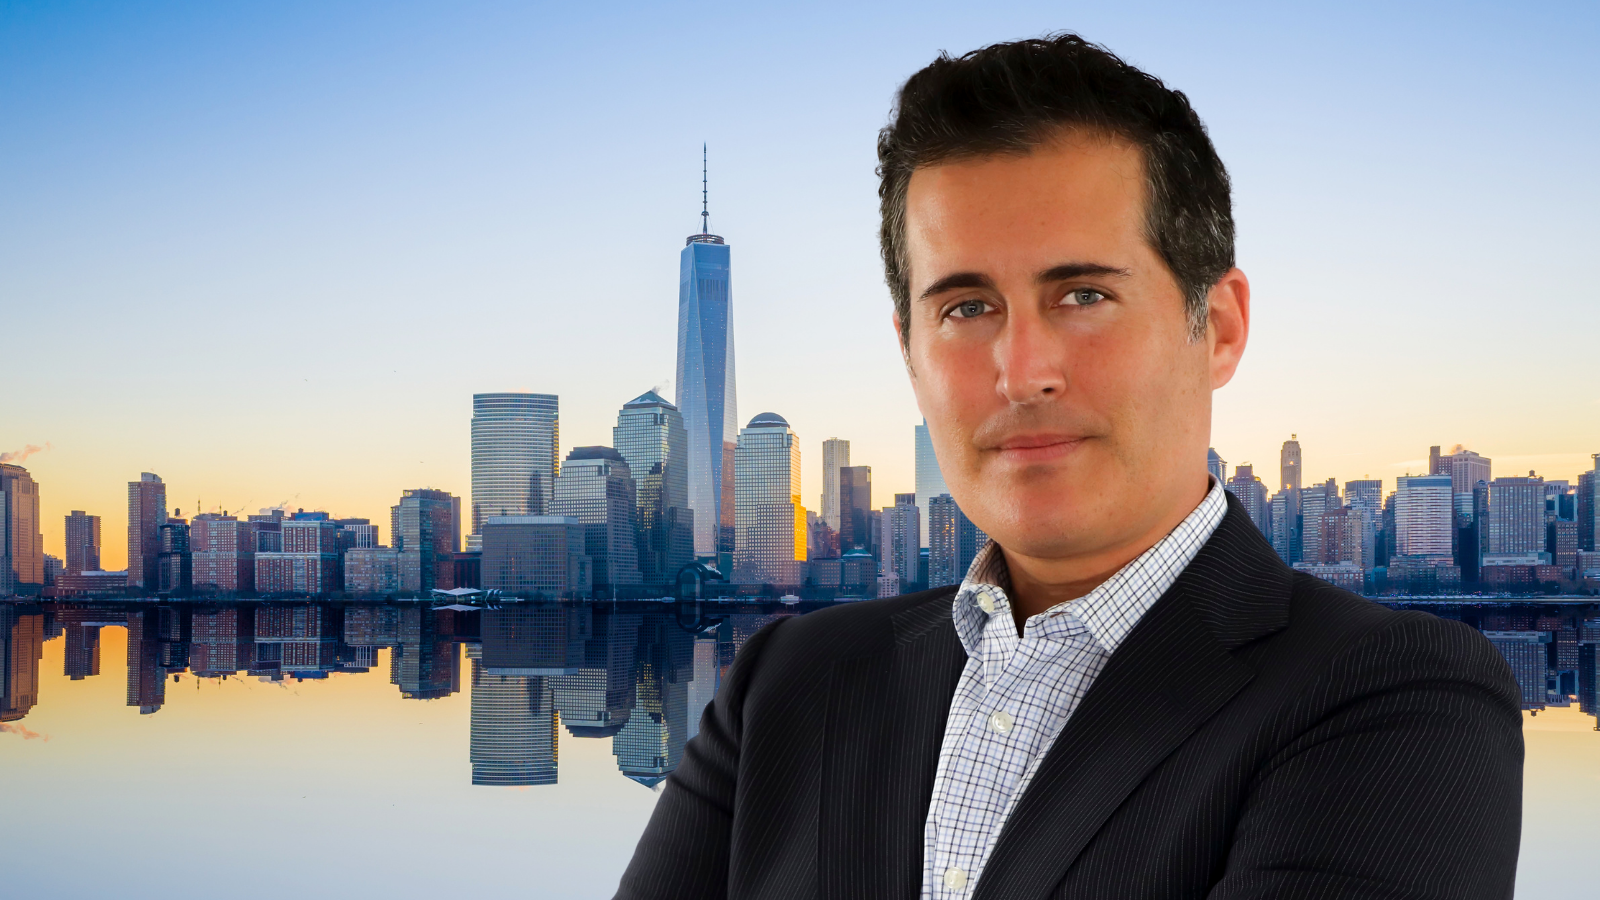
3,600,792,791
3,598,1600,899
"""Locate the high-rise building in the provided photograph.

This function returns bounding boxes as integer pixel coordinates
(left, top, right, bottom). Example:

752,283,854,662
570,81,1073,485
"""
957,505,990,577
1580,457,1599,552
64,510,101,576
675,151,737,561
126,473,166,591
927,495,962,588
732,413,805,586
480,515,592,597
0,464,43,596
1269,489,1292,563
255,519,340,596
157,516,191,595
1431,445,1492,518
915,420,947,549
190,514,254,594
1320,506,1367,567
1300,479,1340,567
613,391,693,587
1207,448,1226,484
553,446,642,592
1394,474,1454,559
392,488,460,593
1343,480,1383,569
880,493,920,588
470,392,559,549
838,465,873,552
1225,464,1271,536
1280,436,1303,563
821,438,849,532
1487,474,1548,559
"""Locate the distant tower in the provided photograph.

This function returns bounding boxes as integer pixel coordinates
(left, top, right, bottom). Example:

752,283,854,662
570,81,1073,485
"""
732,413,805,586
64,510,102,576
1279,436,1303,563
821,438,850,532
676,145,737,562
1206,448,1226,484
392,488,460,593
614,391,694,586
470,393,559,548
127,473,167,591
553,446,643,593
914,420,947,549
838,465,873,552
881,493,921,588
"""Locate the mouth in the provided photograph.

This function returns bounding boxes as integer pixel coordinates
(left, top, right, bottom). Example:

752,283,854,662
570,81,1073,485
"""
992,433,1089,464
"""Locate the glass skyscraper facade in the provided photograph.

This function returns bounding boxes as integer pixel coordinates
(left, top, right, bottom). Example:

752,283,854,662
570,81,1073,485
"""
732,412,805,586
552,447,642,592
914,420,946,549
838,465,873,553
821,438,849,532
675,228,736,561
470,393,559,548
613,391,694,587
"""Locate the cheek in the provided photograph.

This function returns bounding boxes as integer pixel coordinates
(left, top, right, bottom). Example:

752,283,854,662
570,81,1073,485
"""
913,339,994,440
1072,325,1186,419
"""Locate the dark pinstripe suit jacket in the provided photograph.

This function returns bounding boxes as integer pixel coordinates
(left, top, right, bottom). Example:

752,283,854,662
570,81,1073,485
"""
616,494,1524,899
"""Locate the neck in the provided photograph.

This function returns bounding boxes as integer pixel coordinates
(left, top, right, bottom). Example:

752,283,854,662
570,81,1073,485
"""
1001,475,1210,630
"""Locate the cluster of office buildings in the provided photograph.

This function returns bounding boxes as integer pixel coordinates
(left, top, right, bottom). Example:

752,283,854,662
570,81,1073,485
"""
1218,439,1600,595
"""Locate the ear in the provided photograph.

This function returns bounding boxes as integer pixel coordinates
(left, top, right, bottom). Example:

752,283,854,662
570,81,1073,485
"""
1206,268,1250,390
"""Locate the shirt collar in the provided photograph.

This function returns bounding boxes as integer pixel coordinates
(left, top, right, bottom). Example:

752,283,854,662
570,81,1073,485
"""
953,479,1228,656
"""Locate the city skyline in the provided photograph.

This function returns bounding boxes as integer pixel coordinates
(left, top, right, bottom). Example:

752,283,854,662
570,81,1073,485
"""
4,3,1597,572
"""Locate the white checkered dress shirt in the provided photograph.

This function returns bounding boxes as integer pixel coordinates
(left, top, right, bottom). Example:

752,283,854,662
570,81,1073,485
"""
921,481,1228,897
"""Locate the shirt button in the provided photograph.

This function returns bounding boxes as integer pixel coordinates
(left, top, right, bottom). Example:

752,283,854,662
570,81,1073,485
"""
989,709,1013,734
977,592,995,614
944,867,968,890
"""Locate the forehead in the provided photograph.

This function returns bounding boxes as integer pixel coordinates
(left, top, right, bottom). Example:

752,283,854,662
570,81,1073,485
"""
903,134,1149,282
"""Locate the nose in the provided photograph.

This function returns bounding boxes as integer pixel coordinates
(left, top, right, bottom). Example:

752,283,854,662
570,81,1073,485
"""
994,305,1067,405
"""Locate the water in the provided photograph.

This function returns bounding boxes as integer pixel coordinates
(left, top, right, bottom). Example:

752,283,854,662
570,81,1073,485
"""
2,599,1596,899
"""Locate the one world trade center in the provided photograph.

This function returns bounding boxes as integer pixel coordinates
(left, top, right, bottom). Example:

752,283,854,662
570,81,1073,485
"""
675,147,737,565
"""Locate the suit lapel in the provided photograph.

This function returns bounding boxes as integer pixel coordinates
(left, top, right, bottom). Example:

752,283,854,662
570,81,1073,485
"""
971,500,1291,900
819,593,967,900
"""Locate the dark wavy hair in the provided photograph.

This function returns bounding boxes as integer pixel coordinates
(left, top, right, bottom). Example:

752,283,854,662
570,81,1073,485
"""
877,33,1234,345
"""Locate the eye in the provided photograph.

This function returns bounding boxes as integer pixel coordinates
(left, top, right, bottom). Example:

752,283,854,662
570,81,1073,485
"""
950,298,991,319
1064,288,1106,306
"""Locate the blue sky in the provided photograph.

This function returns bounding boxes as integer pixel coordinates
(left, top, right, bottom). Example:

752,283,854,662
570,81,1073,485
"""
2,1,1596,564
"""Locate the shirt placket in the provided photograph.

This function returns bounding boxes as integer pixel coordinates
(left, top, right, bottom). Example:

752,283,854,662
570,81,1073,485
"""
933,594,1038,896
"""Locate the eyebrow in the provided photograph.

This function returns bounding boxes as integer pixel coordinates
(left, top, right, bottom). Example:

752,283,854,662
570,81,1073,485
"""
918,262,1131,301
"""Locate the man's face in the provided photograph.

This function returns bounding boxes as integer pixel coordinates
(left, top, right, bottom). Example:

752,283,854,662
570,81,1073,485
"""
900,131,1233,563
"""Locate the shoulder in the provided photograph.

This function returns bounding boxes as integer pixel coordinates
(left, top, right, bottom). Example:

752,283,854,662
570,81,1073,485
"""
1270,574,1519,711
755,586,959,665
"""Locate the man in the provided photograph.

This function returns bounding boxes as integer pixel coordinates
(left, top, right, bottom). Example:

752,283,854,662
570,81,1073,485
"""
617,34,1522,900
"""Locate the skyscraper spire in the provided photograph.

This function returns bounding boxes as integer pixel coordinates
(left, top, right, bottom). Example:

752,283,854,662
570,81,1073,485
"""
701,143,709,235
